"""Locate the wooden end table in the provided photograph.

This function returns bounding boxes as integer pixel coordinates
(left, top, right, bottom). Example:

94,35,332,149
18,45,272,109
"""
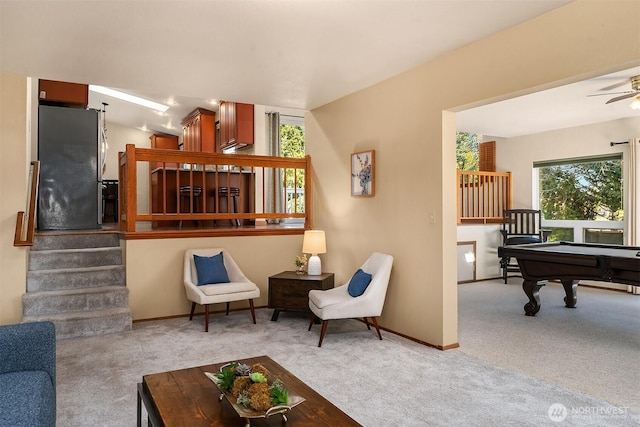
268,271,334,321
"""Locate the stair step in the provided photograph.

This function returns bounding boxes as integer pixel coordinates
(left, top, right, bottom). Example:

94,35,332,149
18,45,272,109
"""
27,265,125,292
29,247,122,270
31,232,120,250
24,232,132,339
23,286,129,316
22,307,132,340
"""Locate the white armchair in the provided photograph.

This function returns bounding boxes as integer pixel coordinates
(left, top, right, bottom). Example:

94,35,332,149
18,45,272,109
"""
184,248,260,332
308,252,393,347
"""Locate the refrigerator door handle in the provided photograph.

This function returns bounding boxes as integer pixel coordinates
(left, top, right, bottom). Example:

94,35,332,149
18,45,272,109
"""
98,182,103,225
100,126,108,179
98,111,107,182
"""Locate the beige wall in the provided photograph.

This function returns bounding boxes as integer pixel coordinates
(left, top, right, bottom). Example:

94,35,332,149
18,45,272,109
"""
102,122,152,214
103,121,151,181
125,235,303,320
0,74,29,324
305,0,640,347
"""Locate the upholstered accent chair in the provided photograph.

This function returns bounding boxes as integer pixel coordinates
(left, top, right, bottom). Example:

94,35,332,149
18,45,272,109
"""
308,252,393,347
183,248,260,332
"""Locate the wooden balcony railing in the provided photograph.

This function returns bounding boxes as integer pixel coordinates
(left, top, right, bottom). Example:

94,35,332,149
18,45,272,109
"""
118,144,311,235
14,161,39,246
457,170,511,224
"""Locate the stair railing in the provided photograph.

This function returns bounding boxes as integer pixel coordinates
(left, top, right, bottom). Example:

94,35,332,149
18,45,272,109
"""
14,161,40,246
457,170,512,224
118,145,311,234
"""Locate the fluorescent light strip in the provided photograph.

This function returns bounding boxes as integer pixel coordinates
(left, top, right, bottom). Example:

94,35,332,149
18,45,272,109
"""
89,85,170,112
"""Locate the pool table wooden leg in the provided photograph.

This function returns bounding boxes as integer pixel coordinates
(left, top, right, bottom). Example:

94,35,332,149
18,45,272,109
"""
561,280,579,308
522,279,546,316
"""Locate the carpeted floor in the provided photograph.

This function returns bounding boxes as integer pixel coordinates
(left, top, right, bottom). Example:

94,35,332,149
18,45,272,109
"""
56,281,639,426
458,279,640,414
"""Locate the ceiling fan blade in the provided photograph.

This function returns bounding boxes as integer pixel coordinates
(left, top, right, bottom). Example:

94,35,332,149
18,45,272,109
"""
600,80,630,91
587,91,632,97
605,92,639,104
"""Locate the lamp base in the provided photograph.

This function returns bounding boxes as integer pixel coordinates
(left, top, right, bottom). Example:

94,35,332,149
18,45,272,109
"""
307,255,322,275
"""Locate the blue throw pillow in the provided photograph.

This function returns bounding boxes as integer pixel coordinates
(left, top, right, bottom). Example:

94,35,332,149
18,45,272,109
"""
348,268,373,297
193,252,230,286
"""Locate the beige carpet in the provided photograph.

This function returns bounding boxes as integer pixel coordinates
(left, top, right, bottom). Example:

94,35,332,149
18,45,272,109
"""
458,279,640,413
54,282,640,426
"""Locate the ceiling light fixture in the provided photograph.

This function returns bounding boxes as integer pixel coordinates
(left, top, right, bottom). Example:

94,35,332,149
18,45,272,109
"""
630,96,640,110
89,85,170,112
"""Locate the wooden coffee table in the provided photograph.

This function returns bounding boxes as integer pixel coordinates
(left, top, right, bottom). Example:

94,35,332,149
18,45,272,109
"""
137,355,361,426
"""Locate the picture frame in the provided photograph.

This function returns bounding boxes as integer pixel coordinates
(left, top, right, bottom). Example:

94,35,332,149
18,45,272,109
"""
456,241,477,284
351,150,375,197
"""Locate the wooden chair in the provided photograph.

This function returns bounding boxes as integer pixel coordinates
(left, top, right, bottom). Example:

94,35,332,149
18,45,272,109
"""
499,209,549,283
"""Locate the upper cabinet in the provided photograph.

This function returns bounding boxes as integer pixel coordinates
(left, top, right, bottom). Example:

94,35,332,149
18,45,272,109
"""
39,79,88,108
219,101,254,151
150,133,179,169
181,108,216,153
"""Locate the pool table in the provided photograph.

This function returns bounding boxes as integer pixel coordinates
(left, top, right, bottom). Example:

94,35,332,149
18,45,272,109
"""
498,242,640,316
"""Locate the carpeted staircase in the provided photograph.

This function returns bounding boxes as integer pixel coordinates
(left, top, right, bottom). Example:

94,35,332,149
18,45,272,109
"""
22,232,132,339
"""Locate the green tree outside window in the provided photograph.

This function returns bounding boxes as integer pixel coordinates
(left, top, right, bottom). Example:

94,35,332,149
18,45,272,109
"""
539,160,623,222
456,132,479,171
281,124,305,212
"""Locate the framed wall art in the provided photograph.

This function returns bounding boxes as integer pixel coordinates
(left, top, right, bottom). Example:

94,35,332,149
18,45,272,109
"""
351,150,375,197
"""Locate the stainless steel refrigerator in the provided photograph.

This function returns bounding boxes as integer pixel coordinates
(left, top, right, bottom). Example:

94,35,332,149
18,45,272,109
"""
38,105,103,230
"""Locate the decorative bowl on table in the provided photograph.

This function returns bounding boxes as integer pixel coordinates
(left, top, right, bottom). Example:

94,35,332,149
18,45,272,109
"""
205,362,305,426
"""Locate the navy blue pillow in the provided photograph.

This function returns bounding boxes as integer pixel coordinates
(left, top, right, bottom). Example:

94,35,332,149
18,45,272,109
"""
348,269,373,297
193,252,230,286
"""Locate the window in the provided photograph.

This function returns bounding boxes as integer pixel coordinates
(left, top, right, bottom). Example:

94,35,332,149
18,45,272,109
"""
534,155,623,243
456,132,494,171
456,132,479,170
280,116,305,217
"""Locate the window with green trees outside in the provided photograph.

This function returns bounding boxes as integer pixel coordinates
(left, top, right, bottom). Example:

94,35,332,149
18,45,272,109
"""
535,155,623,244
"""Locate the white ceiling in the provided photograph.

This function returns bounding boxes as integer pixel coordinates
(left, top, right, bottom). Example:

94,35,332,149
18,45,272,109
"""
457,67,640,138
3,0,635,138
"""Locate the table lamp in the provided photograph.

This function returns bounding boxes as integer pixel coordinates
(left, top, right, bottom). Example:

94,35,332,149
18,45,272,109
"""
302,230,326,275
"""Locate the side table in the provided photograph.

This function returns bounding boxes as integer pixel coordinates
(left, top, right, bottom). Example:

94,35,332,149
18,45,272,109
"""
268,271,334,321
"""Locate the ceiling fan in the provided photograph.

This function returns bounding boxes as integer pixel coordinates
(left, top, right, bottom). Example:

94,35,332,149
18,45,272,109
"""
589,75,640,105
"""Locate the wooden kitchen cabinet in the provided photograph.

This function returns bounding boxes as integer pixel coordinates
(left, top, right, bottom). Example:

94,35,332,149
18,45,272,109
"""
181,108,216,153
219,101,254,151
38,79,88,107
149,134,179,169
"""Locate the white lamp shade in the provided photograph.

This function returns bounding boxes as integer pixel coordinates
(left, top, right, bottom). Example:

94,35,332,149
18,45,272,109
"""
303,230,326,275
302,230,326,255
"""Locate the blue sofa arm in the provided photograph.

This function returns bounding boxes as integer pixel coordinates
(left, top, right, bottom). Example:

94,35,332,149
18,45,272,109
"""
0,321,56,427
0,321,56,383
